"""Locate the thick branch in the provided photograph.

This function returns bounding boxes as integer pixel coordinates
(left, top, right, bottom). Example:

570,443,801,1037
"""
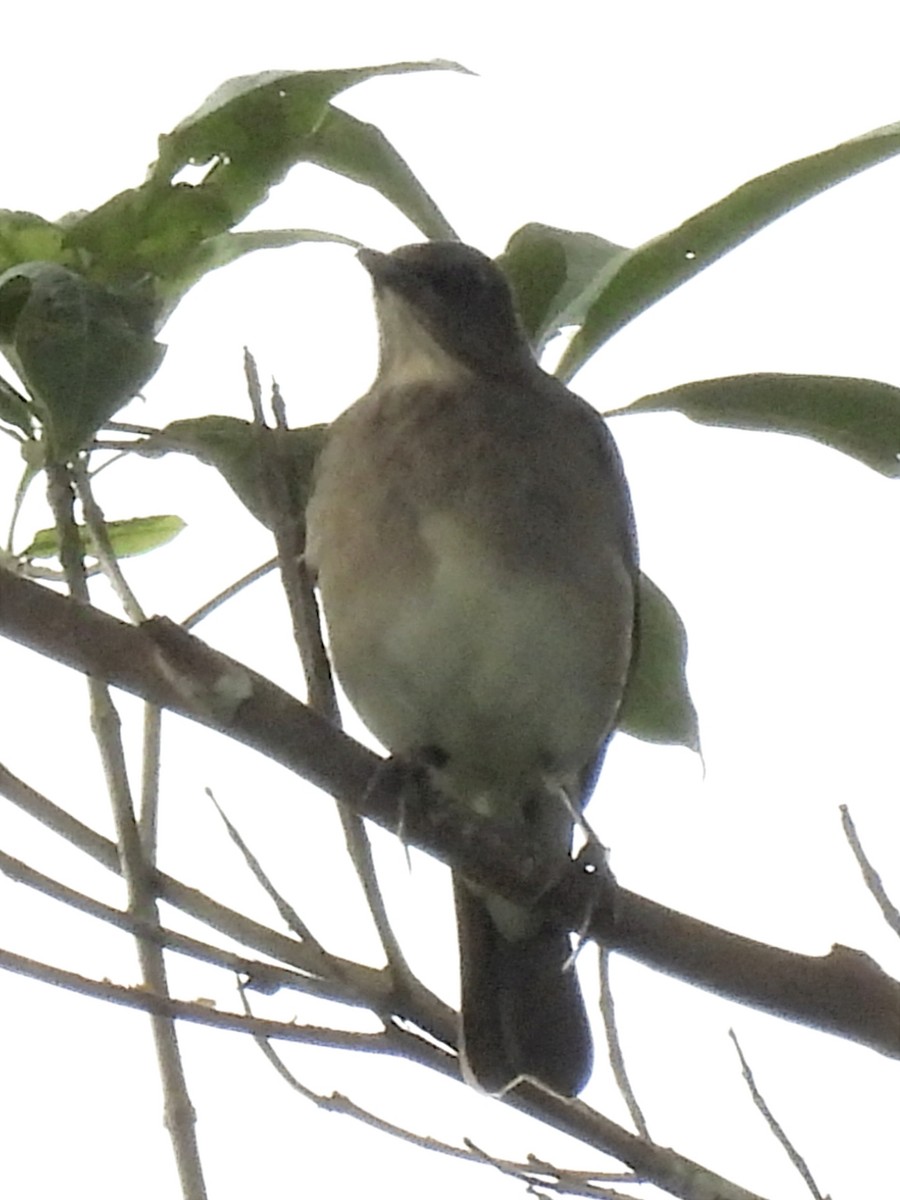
2,568,898,1061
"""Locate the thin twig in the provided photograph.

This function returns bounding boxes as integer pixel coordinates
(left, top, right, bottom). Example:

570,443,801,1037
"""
0,841,366,1006
87,448,132,477
71,460,146,623
244,1026,642,1198
840,805,900,938
466,1139,641,1200
15,559,103,581
47,460,207,1200
5,453,35,554
0,755,773,1200
0,945,417,1053
526,1154,641,1194
93,656,206,1200
729,1030,826,1200
599,948,650,1139
206,787,325,950
243,347,267,426
139,703,162,853
238,980,642,1198
243,351,339,719
181,558,278,629
105,419,162,436
243,352,414,990
0,934,773,1200
0,758,395,1003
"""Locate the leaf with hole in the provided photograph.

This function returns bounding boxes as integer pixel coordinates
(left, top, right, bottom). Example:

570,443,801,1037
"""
558,117,900,379
623,373,900,477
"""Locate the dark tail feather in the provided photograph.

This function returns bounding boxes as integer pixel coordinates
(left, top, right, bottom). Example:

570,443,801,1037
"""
454,878,592,1096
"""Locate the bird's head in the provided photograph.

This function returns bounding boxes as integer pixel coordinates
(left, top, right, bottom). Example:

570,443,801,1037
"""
359,242,534,384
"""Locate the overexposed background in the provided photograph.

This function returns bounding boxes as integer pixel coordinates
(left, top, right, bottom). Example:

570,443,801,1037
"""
1,3,899,1197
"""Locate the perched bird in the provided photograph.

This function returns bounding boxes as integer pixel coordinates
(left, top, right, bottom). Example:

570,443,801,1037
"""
306,242,638,1096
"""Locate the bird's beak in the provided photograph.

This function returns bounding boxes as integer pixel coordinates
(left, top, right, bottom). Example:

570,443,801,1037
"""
357,247,389,278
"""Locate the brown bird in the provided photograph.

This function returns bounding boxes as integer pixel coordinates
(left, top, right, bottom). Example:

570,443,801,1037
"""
306,242,638,1096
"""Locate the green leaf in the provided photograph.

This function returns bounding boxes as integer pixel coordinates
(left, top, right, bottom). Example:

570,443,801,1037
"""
0,263,166,462
558,118,900,380
155,228,361,323
65,62,462,295
0,211,77,274
0,272,32,336
137,416,328,528
0,375,33,437
24,514,185,561
302,105,457,241
624,372,900,477
619,574,699,750
500,223,628,352
153,62,468,183
65,184,235,296
6,457,41,554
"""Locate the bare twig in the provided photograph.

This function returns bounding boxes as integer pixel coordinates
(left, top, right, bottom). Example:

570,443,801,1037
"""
0,944,415,1053
526,1155,642,1197
5,917,775,1200
206,787,325,950
840,805,900,938
71,460,146,623
242,351,339,721
0,769,773,1200
181,558,278,629
139,703,162,852
14,558,103,581
239,982,641,1200
0,838,372,1007
466,1138,641,1199
105,420,162,436
729,1030,825,1200
599,948,650,1140
238,978,468,1133
0,759,401,1013
242,353,415,992
46,461,207,1200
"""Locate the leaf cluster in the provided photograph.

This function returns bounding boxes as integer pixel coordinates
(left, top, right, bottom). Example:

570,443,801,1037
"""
3,62,900,754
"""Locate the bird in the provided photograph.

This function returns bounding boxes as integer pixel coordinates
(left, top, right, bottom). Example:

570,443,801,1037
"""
305,241,638,1096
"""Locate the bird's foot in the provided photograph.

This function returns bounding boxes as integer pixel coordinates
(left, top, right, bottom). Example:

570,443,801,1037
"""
361,750,449,855
572,838,619,942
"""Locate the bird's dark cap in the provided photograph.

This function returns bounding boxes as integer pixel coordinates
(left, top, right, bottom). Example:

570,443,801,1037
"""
357,242,500,287
361,239,495,265
357,242,532,375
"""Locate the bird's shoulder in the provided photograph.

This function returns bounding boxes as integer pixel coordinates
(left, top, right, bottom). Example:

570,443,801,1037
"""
309,370,636,585
320,367,621,481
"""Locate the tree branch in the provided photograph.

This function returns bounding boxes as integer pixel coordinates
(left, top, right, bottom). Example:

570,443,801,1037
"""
2,566,898,1063
0,940,771,1200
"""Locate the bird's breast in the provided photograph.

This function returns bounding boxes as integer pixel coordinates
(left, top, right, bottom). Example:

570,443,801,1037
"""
306,378,636,812
314,506,633,807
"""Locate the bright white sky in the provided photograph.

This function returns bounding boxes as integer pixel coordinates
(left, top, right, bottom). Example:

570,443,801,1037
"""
1,3,899,1199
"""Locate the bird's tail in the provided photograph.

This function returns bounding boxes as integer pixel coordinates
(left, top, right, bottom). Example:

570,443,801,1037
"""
454,876,592,1096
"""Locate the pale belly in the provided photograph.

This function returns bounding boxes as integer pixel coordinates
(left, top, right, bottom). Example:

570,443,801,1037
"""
324,511,634,805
